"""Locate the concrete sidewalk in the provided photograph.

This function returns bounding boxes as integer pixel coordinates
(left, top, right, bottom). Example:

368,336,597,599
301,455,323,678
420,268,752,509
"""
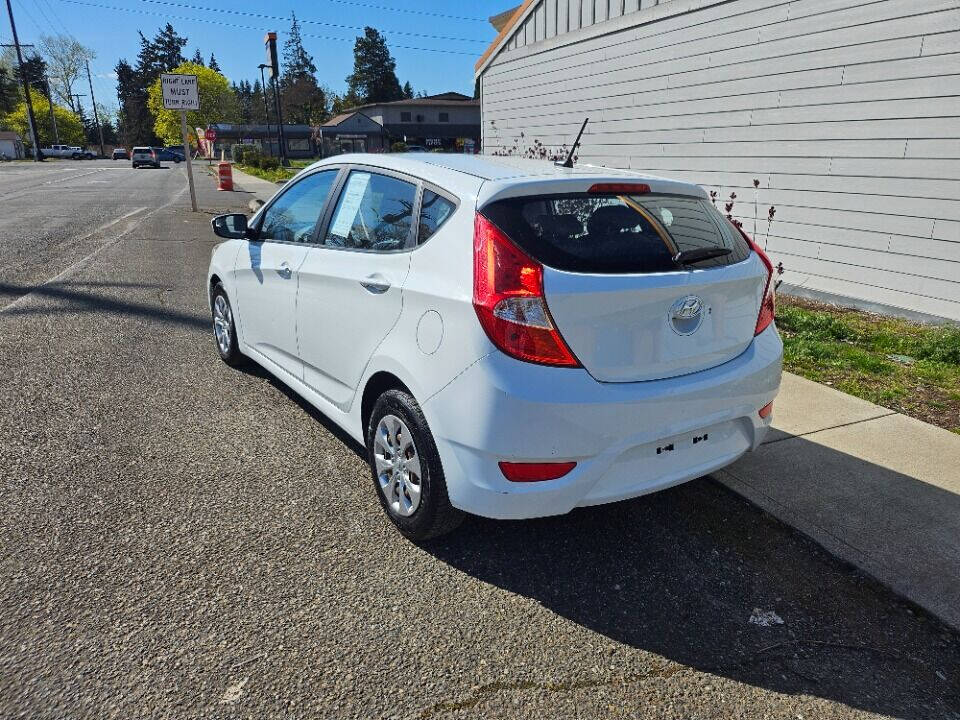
229,165,283,209
718,373,960,628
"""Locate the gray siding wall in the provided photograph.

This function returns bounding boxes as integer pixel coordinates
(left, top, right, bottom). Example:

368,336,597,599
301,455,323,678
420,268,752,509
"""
480,0,960,321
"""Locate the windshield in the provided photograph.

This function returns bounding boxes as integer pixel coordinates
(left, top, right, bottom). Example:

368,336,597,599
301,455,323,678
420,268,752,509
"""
481,193,750,274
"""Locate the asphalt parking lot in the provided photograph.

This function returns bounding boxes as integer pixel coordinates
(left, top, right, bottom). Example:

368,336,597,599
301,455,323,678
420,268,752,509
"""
1,160,958,719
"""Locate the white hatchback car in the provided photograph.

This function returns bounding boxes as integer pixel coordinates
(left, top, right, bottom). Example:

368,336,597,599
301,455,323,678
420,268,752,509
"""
208,154,782,540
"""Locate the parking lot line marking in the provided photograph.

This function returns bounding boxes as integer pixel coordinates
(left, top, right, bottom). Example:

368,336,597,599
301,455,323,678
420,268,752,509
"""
0,193,184,313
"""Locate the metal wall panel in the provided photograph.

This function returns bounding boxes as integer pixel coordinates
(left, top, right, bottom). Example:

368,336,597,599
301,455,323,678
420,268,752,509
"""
481,0,960,319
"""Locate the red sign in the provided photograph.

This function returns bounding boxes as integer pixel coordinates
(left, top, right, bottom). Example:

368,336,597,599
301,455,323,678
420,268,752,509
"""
205,128,217,142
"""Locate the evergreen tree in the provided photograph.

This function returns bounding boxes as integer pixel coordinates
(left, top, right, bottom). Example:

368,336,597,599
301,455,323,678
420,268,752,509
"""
345,27,403,105
402,81,413,100
0,66,18,114
14,53,48,94
250,79,268,123
281,13,316,79
279,13,328,124
191,48,205,66
208,53,220,73
116,24,188,146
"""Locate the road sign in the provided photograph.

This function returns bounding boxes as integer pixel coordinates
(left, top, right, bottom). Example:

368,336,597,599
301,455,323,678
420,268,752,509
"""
205,128,216,142
161,73,199,111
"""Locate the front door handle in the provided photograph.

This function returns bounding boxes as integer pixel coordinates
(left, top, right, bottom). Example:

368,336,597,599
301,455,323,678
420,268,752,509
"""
361,280,390,294
277,264,292,279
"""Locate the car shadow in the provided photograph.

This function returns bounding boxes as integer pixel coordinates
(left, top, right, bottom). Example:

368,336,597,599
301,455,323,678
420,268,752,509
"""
415,454,960,718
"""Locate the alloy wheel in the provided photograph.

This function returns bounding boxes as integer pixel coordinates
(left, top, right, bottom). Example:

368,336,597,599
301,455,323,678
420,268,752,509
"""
213,294,233,355
373,414,423,517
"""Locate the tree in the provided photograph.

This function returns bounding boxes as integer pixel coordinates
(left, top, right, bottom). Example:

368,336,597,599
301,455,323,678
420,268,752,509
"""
3,88,84,147
117,24,188,146
148,61,237,145
14,53,48,94
276,13,328,124
345,27,403,105
208,54,220,73
402,81,413,100
191,48,205,66
39,34,95,109
0,66,18,115
282,13,316,79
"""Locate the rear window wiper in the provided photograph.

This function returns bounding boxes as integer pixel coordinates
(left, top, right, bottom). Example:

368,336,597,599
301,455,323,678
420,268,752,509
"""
673,246,732,266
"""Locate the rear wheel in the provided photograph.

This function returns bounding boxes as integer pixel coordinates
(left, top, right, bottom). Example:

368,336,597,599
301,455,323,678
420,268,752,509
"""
366,390,463,541
211,283,244,367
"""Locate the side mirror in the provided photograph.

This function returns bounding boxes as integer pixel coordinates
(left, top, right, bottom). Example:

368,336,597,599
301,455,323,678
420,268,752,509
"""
211,213,251,239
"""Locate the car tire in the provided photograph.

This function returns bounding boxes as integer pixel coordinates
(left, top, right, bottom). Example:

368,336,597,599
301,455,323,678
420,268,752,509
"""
211,283,244,367
366,389,464,542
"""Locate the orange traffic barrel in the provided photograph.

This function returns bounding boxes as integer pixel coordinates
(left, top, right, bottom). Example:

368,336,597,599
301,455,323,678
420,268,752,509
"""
217,162,234,191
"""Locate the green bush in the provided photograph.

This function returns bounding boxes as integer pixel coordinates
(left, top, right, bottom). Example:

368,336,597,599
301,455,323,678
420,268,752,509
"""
258,155,280,171
241,146,261,167
390,141,407,153
230,144,245,163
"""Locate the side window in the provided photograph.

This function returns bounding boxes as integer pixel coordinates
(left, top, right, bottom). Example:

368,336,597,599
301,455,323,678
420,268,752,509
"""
323,171,417,252
400,111,411,122
418,190,457,245
259,170,338,243
439,112,450,123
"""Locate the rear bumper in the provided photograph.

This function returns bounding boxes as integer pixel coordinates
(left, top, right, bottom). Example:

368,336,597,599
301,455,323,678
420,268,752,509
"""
423,325,783,519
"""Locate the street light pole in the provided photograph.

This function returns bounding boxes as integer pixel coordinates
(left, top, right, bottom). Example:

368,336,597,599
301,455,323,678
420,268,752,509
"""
3,1,42,160
85,60,105,157
258,64,273,155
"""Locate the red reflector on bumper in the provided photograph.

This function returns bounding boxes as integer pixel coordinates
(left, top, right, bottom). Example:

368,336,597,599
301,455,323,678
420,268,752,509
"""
759,402,774,419
499,461,577,482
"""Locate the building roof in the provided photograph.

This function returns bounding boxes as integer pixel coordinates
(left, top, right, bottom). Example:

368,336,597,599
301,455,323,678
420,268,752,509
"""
342,92,479,113
0,131,22,141
475,0,536,74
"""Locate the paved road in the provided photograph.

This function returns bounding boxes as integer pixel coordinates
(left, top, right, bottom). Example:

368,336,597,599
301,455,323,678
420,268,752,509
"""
1,162,958,719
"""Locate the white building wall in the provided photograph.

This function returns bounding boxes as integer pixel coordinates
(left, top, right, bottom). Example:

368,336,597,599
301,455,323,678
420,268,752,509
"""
479,0,960,321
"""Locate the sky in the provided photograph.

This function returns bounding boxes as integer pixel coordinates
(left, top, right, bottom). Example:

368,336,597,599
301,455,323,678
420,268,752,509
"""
3,0,510,115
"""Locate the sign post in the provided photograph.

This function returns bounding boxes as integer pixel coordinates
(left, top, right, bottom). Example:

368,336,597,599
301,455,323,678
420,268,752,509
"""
161,73,199,212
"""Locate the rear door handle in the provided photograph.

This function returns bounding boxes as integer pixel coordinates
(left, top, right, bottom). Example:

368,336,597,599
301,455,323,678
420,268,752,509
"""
361,273,391,294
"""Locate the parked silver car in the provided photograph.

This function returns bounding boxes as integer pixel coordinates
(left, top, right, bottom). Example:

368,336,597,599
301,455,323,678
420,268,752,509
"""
131,147,159,169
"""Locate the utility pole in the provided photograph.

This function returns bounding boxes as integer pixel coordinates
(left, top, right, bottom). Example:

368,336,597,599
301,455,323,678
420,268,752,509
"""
84,60,105,157
72,92,85,116
2,3,42,160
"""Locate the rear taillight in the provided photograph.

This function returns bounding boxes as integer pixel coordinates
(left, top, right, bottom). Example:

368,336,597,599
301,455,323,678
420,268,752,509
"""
473,213,580,367
736,226,775,335
499,461,577,482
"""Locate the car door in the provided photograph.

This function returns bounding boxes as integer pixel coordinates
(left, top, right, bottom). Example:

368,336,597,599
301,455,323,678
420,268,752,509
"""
296,168,418,408
232,168,341,377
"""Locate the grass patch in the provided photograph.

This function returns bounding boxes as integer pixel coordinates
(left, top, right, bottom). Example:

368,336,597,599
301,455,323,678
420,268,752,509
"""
777,296,960,433
235,162,298,183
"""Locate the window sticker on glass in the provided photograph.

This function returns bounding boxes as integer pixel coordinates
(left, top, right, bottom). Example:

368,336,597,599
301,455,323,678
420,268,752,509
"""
329,172,371,240
660,207,674,227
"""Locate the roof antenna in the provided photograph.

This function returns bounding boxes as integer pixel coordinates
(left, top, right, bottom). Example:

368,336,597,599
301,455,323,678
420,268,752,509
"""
556,117,589,168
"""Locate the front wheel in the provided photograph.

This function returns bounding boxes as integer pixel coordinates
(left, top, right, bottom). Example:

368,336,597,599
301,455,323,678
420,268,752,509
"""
367,390,463,542
211,283,244,367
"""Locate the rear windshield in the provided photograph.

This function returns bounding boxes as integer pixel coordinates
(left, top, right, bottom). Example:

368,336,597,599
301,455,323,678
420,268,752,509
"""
481,193,750,274
133,147,151,153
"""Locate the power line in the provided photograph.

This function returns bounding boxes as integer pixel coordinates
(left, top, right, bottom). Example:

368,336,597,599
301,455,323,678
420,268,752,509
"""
56,0,483,56
314,0,487,23
138,0,490,44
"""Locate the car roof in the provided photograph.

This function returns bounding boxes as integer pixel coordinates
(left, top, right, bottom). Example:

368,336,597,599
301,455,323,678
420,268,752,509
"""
305,153,707,205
